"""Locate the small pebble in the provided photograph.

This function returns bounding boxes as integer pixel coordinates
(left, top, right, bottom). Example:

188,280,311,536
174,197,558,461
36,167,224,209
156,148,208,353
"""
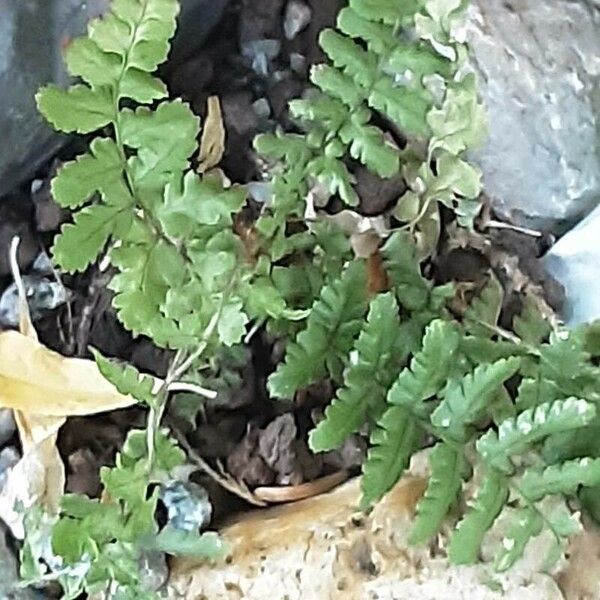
289,52,306,73
160,480,212,532
0,275,68,328
284,0,312,40
252,97,272,119
31,252,54,275
247,182,273,205
241,39,281,75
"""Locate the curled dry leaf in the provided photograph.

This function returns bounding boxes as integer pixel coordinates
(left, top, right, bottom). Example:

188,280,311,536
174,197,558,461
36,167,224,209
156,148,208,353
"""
198,96,226,173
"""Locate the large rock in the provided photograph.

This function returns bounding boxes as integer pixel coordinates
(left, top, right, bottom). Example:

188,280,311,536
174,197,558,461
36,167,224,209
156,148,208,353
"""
0,0,228,198
467,0,600,232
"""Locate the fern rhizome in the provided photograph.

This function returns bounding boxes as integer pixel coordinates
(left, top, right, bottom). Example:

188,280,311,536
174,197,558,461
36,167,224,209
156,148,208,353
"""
26,0,600,594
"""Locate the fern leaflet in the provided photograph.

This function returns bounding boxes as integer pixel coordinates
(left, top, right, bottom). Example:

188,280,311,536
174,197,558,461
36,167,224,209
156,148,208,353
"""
431,357,521,442
493,507,543,572
448,469,508,564
520,458,600,502
477,398,597,474
309,292,402,452
410,443,466,544
268,261,367,399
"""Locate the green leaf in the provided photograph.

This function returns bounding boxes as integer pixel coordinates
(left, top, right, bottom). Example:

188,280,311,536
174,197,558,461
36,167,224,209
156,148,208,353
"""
361,406,421,508
268,261,368,399
120,101,200,185
309,292,402,452
337,8,398,55
89,0,179,72
388,319,460,413
448,469,508,564
464,273,503,337
410,443,466,544
369,77,431,137
494,507,543,572
36,84,113,134
53,204,126,272
431,357,521,442
381,231,430,310
520,458,600,502
51,138,127,209
477,398,597,473
428,75,487,155
513,294,551,345
338,117,400,178
150,527,227,559
92,349,157,406
218,299,250,346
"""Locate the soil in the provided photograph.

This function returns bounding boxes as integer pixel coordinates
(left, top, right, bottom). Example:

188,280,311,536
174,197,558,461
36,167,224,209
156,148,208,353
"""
0,0,566,584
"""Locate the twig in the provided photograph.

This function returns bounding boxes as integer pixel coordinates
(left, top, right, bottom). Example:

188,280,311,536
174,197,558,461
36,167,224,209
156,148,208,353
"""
168,381,218,400
484,219,543,238
173,429,267,507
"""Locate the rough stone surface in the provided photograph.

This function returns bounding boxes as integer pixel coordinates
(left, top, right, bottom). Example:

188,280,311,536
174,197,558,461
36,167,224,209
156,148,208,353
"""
0,0,228,198
168,476,564,600
467,0,600,231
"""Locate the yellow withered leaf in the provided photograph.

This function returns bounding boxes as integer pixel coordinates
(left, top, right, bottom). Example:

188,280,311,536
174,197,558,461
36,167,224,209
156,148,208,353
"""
198,95,226,173
0,237,136,537
0,330,136,416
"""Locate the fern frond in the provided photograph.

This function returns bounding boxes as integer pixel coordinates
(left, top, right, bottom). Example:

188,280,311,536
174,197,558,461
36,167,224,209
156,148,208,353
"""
381,231,431,311
93,349,156,406
448,469,508,564
464,272,503,337
37,0,252,350
494,507,543,572
268,261,368,399
477,399,597,474
360,406,421,508
410,443,466,544
388,319,459,411
520,458,600,502
431,357,521,442
309,292,402,452
513,294,551,345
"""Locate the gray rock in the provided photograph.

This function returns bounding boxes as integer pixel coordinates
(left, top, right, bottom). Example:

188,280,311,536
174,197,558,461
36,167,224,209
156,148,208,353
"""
0,275,68,328
0,412,16,449
0,0,228,199
467,0,600,232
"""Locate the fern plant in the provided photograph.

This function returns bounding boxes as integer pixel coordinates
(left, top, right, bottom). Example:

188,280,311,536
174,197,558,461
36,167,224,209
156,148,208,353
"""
27,0,600,592
36,0,256,350
255,0,486,265
306,248,600,569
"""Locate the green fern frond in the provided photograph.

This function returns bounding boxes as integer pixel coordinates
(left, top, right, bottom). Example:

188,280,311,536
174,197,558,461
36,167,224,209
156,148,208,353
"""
493,507,543,572
513,294,551,345
361,406,421,508
520,458,600,502
309,292,402,452
477,399,597,474
448,469,508,564
388,319,459,411
410,443,466,544
37,0,252,350
93,349,157,407
431,357,521,442
381,231,431,311
464,272,503,337
268,261,368,399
